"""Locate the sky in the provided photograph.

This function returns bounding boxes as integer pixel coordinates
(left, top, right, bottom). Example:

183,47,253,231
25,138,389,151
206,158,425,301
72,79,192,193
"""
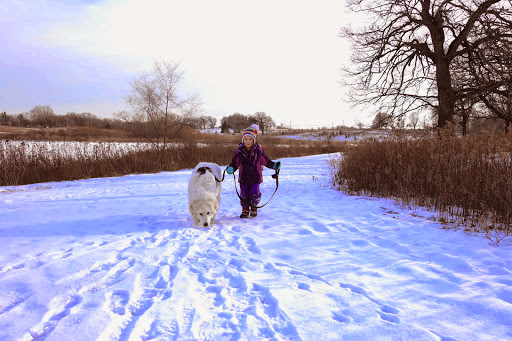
0,0,366,128
1,152,511,340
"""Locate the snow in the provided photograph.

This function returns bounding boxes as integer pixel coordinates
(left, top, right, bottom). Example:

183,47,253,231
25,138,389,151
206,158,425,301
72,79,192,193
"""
1,153,511,340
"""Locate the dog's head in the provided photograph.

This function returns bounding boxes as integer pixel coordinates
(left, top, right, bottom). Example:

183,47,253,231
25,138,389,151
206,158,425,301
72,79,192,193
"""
189,200,218,228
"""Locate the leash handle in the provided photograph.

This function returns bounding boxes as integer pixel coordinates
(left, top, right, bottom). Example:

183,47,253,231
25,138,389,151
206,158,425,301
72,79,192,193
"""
271,161,281,179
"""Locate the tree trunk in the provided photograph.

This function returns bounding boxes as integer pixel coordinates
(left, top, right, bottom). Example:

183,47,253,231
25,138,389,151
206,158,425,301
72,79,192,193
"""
462,113,469,136
436,59,455,128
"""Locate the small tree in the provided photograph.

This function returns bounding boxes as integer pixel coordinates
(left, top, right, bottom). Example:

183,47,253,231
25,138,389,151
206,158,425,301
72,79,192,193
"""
221,113,249,133
251,112,275,135
220,120,231,133
371,112,393,129
205,116,217,129
116,59,202,149
193,115,217,130
408,112,420,130
28,105,56,127
0,112,8,125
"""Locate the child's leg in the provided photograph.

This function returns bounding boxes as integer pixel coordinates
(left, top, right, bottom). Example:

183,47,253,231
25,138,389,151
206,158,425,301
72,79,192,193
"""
248,183,261,207
239,183,251,211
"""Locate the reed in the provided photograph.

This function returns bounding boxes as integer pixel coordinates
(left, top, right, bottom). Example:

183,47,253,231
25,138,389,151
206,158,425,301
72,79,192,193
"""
0,137,347,187
331,131,512,244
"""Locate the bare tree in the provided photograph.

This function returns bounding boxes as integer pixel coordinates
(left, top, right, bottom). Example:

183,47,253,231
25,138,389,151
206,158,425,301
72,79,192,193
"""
408,112,420,129
251,112,275,135
0,112,8,125
205,116,217,129
341,0,512,129
192,115,217,130
371,112,393,129
221,113,249,133
28,105,57,127
463,37,512,133
116,59,203,149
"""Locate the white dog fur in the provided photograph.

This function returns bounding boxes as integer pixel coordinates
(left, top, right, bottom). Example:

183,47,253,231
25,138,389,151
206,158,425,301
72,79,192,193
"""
188,162,223,227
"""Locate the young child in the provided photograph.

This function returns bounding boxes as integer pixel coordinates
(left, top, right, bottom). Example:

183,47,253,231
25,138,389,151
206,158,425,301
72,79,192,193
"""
226,124,281,218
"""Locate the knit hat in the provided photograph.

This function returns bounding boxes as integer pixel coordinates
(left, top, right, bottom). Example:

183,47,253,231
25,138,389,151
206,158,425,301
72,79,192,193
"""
242,124,259,142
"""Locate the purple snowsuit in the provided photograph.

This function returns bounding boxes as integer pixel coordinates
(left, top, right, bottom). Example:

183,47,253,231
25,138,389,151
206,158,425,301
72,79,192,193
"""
229,143,276,209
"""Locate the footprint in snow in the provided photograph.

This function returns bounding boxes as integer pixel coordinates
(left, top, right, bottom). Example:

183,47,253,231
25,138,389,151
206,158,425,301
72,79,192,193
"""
205,285,226,307
351,239,370,247
297,228,314,235
496,288,512,305
250,283,280,318
0,263,25,274
0,291,30,315
288,269,331,286
378,306,401,324
242,237,261,255
142,319,180,341
106,290,130,315
297,282,312,292
26,294,82,339
248,283,301,339
263,262,283,275
332,310,351,323
339,282,400,324
311,222,330,233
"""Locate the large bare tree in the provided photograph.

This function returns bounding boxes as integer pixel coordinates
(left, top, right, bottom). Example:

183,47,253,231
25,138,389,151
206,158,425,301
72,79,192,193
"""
461,32,512,133
341,0,512,128
116,59,203,149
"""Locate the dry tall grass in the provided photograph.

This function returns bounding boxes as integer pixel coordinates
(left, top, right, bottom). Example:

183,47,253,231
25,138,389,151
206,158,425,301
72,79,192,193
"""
0,136,347,187
332,131,512,245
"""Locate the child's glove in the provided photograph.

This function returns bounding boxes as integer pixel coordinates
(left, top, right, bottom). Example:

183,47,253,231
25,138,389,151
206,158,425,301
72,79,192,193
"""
273,161,281,171
226,166,235,174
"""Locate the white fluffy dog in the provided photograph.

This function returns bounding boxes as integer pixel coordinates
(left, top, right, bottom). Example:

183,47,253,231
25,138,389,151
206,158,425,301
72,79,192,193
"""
188,162,223,227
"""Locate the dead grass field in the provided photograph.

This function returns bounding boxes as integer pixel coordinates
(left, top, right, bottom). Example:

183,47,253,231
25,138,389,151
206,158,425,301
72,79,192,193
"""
331,130,512,244
0,125,348,187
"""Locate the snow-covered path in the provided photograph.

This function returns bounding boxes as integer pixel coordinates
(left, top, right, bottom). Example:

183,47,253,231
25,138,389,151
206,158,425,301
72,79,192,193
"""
1,154,511,340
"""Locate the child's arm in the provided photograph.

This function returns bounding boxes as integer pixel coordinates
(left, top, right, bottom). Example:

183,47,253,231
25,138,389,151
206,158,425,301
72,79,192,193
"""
226,150,240,173
261,149,279,170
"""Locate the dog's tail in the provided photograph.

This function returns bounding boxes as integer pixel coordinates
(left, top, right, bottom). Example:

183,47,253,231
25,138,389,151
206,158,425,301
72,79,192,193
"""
196,166,211,176
195,163,224,182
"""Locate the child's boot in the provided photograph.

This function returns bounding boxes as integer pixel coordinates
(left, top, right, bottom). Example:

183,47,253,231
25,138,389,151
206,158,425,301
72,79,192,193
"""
240,208,249,218
249,206,258,217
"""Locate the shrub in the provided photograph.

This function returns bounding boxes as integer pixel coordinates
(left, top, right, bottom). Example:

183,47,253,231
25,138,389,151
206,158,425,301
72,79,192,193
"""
332,132,512,245
0,137,348,187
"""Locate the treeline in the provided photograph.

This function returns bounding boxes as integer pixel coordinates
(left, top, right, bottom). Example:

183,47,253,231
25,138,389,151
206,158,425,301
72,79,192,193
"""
0,106,118,129
0,106,281,136
371,110,512,136
220,112,275,134
0,105,218,131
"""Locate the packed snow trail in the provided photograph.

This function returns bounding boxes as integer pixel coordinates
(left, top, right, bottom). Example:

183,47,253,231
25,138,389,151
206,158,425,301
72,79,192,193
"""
0,154,511,340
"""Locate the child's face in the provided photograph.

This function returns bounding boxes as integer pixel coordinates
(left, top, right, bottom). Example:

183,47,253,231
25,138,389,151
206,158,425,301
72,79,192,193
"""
243,135,254,148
